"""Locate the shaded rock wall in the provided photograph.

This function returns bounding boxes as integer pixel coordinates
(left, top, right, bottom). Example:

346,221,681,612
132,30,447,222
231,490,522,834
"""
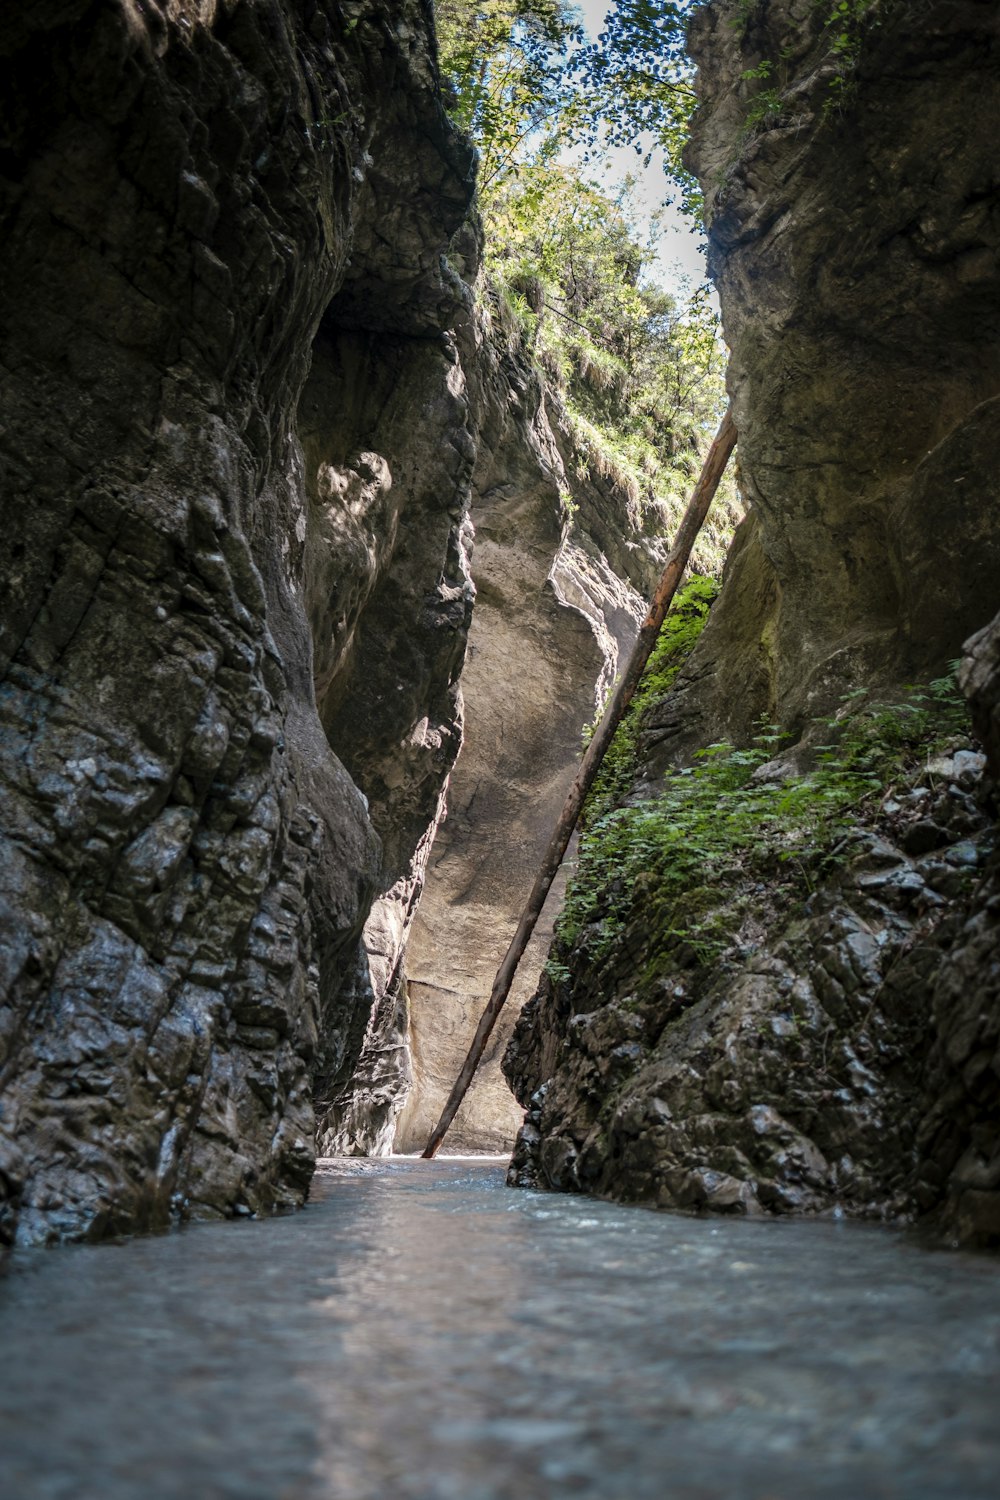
922,609,1000,1244
305,317,478,1156
0,0,475,1243
644,0,1000,770
505,0,1000,1244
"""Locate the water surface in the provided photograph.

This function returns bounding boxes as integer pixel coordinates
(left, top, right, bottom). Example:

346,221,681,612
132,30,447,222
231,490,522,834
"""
2,1158,999,1499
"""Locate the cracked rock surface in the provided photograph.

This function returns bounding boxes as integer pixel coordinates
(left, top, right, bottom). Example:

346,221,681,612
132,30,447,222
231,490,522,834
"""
0,0,474,1243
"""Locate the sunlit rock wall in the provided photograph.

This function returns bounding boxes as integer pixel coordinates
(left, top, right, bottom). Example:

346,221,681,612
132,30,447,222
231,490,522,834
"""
391,309,666,1155
323,290,669,1158
0,0,475,1243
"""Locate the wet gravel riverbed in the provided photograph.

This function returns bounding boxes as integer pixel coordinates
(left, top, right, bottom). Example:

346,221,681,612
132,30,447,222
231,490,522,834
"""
2,1158,1000,1499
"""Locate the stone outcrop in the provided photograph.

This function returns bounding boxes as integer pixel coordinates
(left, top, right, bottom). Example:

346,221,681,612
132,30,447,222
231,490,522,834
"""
922,609,1000,1244
505,0,1000,1245
642,0,1000,770
506,740,997,1233
0,0,476,1244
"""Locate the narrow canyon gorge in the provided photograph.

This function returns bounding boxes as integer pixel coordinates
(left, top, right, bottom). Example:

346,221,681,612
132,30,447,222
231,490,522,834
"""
1,0,998,1265
3,3,1000,1497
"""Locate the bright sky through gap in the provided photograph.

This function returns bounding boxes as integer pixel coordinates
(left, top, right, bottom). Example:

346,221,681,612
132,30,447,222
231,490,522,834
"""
571,0,710,297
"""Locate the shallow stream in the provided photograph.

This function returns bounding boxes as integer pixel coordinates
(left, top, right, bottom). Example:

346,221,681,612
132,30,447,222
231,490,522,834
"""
2,1159,1000,1499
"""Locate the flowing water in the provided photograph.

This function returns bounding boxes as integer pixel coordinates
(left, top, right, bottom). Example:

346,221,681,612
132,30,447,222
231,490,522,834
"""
2,1158,1000,1500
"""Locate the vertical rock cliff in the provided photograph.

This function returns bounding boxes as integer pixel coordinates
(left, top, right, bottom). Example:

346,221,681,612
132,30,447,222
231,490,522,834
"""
505,0,1000,1244
392,306,667,1155
322,285,674,1157
0,0,476,1244
655,0,1000,759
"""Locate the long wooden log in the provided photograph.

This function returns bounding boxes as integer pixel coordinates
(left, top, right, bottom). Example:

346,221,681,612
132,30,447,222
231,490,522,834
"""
421,405,737,1158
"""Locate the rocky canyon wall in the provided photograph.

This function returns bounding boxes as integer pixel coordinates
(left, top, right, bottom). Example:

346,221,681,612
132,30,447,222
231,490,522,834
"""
0,0,673,1239
391,307,666,1155
641,0,1000,769
0,0,477,1245
506,0,1000,1245
323,286,673,1158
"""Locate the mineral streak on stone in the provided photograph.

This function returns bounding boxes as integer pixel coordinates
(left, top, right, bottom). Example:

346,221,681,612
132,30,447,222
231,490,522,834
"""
504,0,1000,1245
0,0,475,1244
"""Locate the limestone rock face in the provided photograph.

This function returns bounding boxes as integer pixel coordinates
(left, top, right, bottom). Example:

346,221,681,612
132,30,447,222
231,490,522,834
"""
0,0,474,1243
393,315,664,1155
322,293,665,1158
505,0,1000,1243
506,750,996,1231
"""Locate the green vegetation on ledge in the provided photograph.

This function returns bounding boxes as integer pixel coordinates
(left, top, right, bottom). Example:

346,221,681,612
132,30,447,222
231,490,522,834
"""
736,0,893,134
550,673,972,980
584,572,721,824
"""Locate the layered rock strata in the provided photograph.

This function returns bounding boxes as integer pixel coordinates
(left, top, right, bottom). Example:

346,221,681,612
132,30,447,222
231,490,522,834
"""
505,0,1000,1244
0,0,475,1243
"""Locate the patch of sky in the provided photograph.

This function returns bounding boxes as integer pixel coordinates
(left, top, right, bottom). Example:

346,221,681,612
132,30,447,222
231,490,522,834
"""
567,0,712,303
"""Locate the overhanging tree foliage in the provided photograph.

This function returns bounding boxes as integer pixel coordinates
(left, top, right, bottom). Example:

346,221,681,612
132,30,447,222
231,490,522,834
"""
434,2,729,536
434,0,583,187
577,1,701,214
434,1,699,199
485,161,728,541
